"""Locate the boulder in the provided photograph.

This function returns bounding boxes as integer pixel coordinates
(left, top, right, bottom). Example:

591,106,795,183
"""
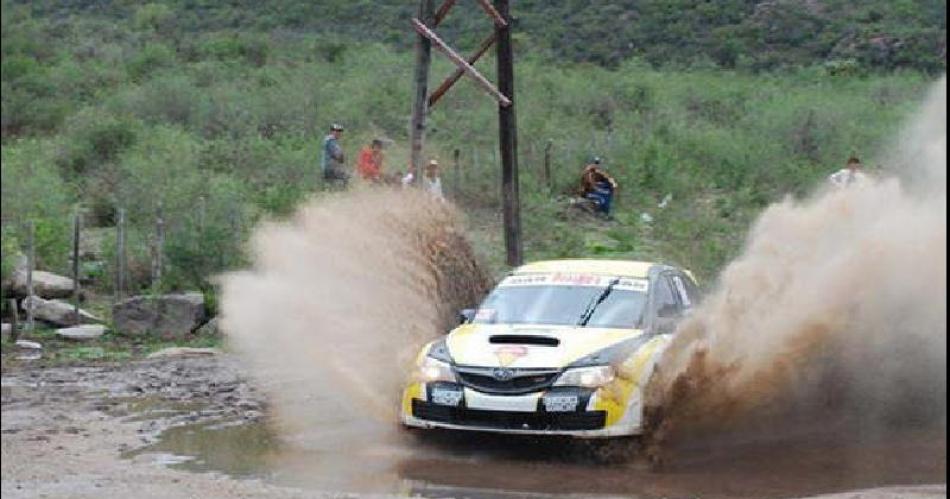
22,295,103,327
196,317,220,336
9,270,76,299
113,292,207,338
147,347,220,359
15,339,41,350
14,339,42,360
56,324,108,340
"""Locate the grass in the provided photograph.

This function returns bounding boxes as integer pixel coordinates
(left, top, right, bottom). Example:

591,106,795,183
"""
1,325,222,367
1,1,939,323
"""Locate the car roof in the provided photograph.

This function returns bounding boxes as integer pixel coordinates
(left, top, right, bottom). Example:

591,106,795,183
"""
513,259,658,278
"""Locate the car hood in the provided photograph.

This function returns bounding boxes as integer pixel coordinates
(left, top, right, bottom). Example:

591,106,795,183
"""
445,323,645,369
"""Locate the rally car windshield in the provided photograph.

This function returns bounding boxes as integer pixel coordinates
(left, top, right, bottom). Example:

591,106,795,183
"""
473,284,647,328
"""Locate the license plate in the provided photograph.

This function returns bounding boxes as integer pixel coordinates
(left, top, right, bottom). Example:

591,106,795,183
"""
543,395,579,412
431,388,463,406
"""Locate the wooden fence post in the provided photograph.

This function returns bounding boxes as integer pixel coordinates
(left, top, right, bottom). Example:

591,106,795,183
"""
9,299,18,343
409,0,436,186
543,139,553,191
152,203,164,290
25,221,34,333
115,208,126,302
452,148,461,199
72,211,82,326
197,196,206,235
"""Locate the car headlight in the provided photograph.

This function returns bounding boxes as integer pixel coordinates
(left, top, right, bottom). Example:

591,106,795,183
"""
415,356,457,383
553,366,616,388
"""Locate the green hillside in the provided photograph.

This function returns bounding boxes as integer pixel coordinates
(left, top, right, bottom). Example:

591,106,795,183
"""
8,0,946,71
0,0,940,304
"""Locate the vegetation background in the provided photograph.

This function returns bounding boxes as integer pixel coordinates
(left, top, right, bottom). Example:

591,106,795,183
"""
1,0,945,311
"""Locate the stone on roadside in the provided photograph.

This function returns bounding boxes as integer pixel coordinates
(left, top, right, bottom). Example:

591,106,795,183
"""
15,339,42,360
196,317,220,336
113,292,207,338
147,347,221,359
9,270,76,299
15,339,42,350
56,324,108,340
22,295,103,327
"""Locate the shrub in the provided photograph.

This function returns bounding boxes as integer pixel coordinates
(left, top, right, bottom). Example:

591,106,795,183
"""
161,174,255,292
127,43,175,81
56,109,139,177
133,3,175,34
1,139,74,273
112,74,204,128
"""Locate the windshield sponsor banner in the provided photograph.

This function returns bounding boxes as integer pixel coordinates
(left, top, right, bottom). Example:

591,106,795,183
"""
499,273,648,292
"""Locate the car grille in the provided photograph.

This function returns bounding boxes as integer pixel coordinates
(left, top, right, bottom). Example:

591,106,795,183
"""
454,366,561,395
412,399,606,431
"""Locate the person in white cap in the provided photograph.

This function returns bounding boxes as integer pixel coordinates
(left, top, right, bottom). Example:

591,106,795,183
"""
423,159,444,201
321,123,349,188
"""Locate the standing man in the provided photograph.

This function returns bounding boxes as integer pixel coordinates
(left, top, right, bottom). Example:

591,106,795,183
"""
322,123,348,188
356,139,385,183
828,155,868,189
423,159,445,201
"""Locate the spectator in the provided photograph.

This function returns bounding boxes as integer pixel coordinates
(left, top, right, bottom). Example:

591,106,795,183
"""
401,165,416,188
321,123,348,188
579,157,618,216
828,155,869,188
424,159,444,201
356,139,385,182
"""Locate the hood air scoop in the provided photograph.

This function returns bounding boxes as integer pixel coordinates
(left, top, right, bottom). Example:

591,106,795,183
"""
489,335,560,347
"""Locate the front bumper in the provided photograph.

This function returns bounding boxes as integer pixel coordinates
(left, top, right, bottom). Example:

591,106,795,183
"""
401,382,642,439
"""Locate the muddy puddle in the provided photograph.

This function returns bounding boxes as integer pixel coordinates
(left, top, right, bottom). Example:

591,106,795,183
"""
129,414,946,499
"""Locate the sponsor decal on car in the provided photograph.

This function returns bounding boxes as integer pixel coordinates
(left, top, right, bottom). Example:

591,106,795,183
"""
498,273,648,292
494,345,528,366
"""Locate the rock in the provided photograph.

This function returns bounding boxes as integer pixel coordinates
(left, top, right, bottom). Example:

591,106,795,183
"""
113,292,207,338
640,212,654,224
22,296,103,327
15,339,42,350
56,324,108,340
147,347,221,359
195,317,220,336
9,270,76,299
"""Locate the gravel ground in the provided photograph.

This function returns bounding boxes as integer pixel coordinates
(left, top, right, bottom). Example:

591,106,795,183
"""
0,355,374,499
2,354,944,499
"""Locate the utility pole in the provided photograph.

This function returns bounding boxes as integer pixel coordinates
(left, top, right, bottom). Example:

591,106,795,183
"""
495,0,522,266
410,0,522,266
410,0,435,185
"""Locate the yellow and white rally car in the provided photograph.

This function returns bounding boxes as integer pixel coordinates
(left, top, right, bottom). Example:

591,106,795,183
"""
401,259,701,438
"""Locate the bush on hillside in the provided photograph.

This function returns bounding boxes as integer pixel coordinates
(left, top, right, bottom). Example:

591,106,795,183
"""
1,139,74,273
56,109,140,178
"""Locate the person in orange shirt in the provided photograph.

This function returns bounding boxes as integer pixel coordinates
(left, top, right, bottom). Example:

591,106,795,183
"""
356,139,384,182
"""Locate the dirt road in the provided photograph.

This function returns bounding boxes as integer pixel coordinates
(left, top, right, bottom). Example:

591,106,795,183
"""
2,354,945,499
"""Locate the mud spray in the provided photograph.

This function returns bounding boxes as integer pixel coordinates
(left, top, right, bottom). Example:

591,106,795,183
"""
219,188,491,458
643,78,947,463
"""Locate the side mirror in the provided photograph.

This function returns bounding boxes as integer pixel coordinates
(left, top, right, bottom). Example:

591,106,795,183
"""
657,303,680,318
459,309,476,325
